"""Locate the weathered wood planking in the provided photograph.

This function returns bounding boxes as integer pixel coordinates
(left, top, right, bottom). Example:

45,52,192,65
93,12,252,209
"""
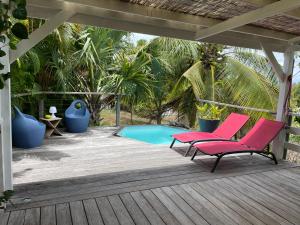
5,127,300,225
2,166,300,225
13,127,193,184
40,205,56,225
11,157,297,210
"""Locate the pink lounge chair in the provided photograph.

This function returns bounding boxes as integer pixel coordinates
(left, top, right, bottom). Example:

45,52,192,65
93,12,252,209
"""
170,113,250,156
191,118,285,172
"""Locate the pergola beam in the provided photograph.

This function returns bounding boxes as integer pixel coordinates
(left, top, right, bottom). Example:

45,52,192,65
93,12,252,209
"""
26,0,298,42
245,0,300,20
10,7,75,64
289,36,300,44
260,41,284,81
196,0,300,40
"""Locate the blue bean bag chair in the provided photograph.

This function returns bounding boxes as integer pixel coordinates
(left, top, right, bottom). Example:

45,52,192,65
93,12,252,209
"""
12,107,46,149
64,100,90,133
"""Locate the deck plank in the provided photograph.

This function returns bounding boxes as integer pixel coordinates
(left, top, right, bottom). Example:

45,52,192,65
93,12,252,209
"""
108,195,135,225
24,208,40,225
96,197,120,225
171,185,226,225
228,177,300,225
247,173,300,205
160,187,209,225
151,188,195,225
218,178,293,225
271,170,300,188
41,205,56,225
237,176,300,211
140,190,181,225
0,212,10,225
56,203,72,225
191,182,252,225
130,191,165,225
275,168,300,181
83,199,104,225
179,183,238,225
119,193,150,225
263,171,300,195
202,180,265,225
70,201,88,225
7,210,25,225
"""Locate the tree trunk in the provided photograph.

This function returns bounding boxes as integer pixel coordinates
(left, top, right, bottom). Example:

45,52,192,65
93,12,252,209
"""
156,114,162,124
87,95,102,125
130,108,133,124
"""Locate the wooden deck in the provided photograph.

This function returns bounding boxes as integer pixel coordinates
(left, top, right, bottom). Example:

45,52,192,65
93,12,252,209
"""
3,127,300,225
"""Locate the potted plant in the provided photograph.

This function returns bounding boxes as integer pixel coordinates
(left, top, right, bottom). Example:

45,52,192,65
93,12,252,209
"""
196,103,224,132
0,190,14,209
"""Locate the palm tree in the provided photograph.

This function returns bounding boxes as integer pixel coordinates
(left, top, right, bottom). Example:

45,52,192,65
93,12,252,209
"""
105,50,151,124
131,37,198,124
71,27,130,124
11,21,77,115
171,44,278,126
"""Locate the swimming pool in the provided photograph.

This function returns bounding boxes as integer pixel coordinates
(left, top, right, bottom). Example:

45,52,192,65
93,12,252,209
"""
117,125,189,144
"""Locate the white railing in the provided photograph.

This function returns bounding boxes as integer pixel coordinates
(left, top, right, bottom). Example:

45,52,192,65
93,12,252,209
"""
285,124,300,154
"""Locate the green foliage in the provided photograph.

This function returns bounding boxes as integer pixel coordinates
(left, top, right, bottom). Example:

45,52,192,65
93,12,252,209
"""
10,21,281,128
11,22,28,39
291,83,300,108
12,6,27,20
0,0,28,89
196,103,224,120
75,102,82,109
0,190,14,208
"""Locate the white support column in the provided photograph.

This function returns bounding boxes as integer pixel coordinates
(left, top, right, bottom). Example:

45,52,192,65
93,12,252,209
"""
272,47,295,159
0,36,13,191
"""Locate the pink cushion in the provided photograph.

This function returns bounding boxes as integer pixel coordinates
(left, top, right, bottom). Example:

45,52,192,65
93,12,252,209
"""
173,113,249,143
212,113,250,139
194,118,285,155
172,132,223,143
193,141,252,155
240,118,284,150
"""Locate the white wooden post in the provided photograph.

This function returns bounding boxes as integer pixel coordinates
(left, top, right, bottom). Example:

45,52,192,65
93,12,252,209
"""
272,47,295,159
0,36,13,191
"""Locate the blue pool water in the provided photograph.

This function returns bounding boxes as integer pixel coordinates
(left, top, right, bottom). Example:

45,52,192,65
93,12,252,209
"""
117,125,189,144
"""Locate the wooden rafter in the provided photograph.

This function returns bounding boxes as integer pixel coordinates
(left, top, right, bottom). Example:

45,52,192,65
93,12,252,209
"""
26,0,298,42
289,36,300,44
260,41,284,81
196,0,300,40
244,0,300,20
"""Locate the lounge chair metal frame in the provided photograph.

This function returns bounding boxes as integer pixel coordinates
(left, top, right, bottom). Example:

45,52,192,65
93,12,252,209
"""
170,113,250,156
191,143,277,173
170,138,228,156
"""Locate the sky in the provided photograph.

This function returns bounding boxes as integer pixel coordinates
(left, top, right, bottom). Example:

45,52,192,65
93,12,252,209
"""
130,33,300,83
